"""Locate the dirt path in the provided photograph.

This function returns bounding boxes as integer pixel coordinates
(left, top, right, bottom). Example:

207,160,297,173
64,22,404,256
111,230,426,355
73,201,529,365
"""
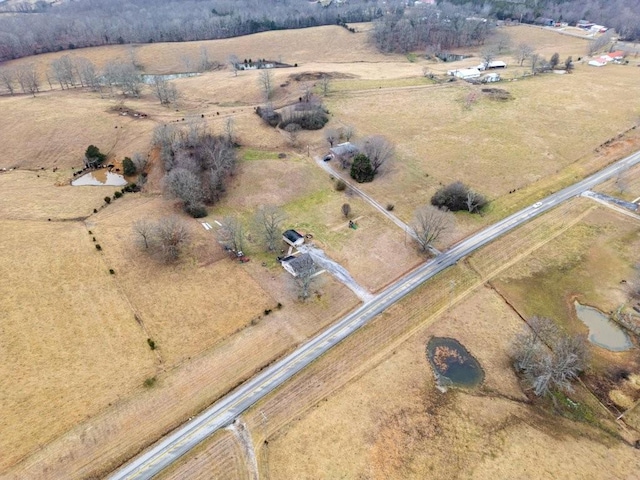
298,244,374,303
226,418,259,480
313,156,441,255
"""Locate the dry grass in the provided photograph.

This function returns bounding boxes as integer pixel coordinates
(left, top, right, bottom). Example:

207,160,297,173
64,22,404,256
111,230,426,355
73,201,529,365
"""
158,428,252,480
3,21,640,479
0,90,159,170
0,170,121,219
491,205,640,370
0,25,390,77
0,219,156,470
262,286,640,480
326,61,640,231
88,194,275,366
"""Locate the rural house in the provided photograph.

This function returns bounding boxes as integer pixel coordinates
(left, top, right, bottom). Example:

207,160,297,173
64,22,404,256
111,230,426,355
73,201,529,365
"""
280,253,315,277
329,142,359,163
283,229,304,247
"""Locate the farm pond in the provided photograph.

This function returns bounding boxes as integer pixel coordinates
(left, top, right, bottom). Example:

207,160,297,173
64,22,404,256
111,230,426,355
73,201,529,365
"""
574,301,632,352
426,337,484,389
72,170,127,186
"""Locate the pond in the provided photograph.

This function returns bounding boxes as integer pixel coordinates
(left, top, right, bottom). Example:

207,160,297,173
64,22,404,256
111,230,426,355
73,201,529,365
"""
574,301,632,352
426,337,484,389
140,72,200,84
71,170,127,186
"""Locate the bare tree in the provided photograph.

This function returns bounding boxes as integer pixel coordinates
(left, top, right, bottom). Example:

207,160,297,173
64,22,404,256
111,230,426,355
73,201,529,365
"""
294,255,317,301
588,30,615,56
530,53,540,74
511,316,588,397
50,54,76,89
511,316,559,373
103,60,142,97
259,68,273,101
217,215,245,253
0,66,16,95
152,76,179,106
132,219,154,249
325,128,339,147
342,203,351,219
253,205,287,252
15,63,39,96
465,190,486,213
343,125,355,142
224,117,235,145
132,152,148,173
199,45,211,72
228,54,240,76
76,57,101,92
165,168,203,208
410,206,454,253
361,135,394,175
516,43,534,66
480,46,497,68
549,52,560,70
494,32,511,53
284,123,301,146
319,74,331,96
156,216,190,263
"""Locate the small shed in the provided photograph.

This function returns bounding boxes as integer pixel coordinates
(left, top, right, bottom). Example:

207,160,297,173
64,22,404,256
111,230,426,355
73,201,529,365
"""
482,73,501,83
283,229,304,247
478,61,507,71
281,253,314,277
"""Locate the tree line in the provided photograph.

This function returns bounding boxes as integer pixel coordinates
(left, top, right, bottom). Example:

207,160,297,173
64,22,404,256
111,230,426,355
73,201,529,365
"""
0,54,183,105
0,0,397,62
371,3,494,53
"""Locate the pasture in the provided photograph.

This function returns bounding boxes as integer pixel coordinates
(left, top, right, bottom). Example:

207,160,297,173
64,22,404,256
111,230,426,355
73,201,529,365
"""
2,20,640,479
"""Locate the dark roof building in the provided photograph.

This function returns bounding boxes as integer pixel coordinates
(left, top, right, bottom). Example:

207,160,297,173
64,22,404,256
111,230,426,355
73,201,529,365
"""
283,229,304,247
281,253,315,277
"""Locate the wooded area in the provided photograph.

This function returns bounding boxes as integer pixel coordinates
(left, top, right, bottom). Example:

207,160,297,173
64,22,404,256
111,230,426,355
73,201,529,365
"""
0,0,395,62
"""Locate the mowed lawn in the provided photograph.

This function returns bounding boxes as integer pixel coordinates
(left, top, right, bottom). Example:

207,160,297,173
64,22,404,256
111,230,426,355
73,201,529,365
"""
0,219,156,470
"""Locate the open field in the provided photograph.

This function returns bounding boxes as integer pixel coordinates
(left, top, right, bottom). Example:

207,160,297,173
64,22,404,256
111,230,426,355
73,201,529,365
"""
326,60,640,233
263,287,639,480
2,20,640,479
0,218,156,470
162,198,640,478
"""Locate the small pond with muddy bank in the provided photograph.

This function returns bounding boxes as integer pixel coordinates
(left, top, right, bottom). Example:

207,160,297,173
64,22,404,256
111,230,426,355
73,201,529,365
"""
71,170,127,186
574,301,633,352
426,337,484,389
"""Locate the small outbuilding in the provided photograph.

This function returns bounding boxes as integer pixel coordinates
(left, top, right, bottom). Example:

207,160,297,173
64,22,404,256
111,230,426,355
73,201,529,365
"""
448,67,481,80
280,253,314,277
283,229,304,247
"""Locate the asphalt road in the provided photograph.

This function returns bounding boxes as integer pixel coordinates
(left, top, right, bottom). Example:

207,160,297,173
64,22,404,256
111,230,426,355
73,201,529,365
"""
110,149,640,480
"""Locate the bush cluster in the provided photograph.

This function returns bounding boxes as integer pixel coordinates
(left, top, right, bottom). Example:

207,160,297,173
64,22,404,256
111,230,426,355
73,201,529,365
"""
350,154,374,183
431,181,487,213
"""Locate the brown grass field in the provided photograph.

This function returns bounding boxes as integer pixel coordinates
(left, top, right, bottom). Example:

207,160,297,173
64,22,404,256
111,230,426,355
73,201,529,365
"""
2,20,640,479
163,199,640,479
